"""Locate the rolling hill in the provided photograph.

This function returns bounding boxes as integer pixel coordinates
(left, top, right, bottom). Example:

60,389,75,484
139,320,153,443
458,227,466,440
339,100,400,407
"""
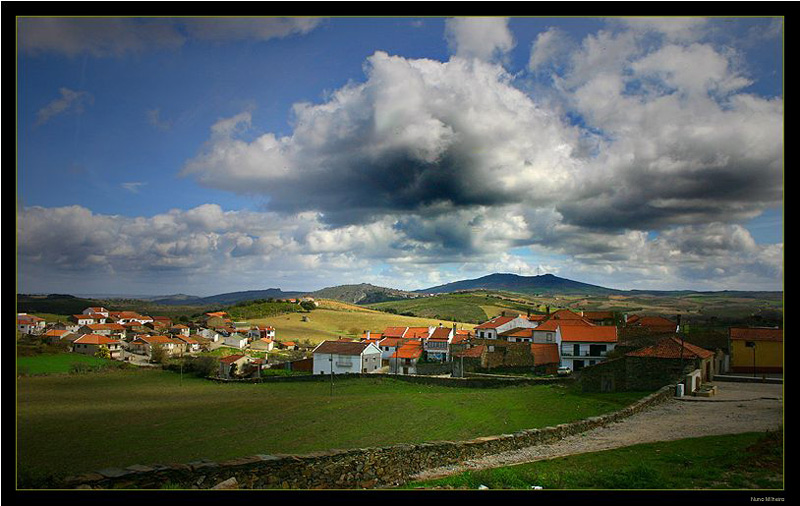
416,273,620,296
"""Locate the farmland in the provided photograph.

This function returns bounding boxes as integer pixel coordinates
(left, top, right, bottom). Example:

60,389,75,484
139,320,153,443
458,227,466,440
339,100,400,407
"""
16,368,649,485
245,300,476,344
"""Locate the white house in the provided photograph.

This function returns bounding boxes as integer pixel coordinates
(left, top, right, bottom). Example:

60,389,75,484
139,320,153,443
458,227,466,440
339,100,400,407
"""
82,307,110,317
312,340,383,375
72,334,122,359
559,325,618,372
17,313,46,334
223,333,249,350
473,315,538,340
197,327,220,342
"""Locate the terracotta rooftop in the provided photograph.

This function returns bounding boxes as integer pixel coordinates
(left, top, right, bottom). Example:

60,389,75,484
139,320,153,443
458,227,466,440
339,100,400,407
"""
626,337,713,359
499,327,534,339
453,344,485,358
475,315,515,330
314,340,378,356
382,326,408,338
219,354,246,364
560,325,618,343
73,334,120,345
729,327,783,342
530,343,560,365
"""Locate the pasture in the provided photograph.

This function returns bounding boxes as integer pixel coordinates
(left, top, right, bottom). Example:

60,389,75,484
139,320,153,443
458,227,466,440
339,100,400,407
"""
17,368,648,484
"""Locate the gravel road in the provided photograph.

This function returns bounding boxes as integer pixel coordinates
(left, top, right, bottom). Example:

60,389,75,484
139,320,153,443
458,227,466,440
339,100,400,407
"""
412,381,784,482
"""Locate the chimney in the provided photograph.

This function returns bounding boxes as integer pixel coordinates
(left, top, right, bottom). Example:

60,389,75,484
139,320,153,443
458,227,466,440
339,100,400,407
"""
676,314,681,333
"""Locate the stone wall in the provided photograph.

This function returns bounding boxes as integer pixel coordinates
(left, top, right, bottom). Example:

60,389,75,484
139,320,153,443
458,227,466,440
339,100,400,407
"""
57,385,674,490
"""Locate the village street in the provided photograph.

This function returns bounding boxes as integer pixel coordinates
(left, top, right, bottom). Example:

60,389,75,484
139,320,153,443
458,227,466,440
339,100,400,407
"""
412,381,784,481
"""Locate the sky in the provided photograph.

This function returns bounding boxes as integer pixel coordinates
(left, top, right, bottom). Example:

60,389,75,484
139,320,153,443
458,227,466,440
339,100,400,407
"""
16,16,784,297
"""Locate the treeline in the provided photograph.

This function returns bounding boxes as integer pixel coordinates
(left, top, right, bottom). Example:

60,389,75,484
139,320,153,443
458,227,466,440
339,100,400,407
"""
225,299,315,320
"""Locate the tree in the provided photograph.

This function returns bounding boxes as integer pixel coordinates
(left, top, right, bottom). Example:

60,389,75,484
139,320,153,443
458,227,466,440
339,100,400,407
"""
94,344,110,360
300,301,316,312
150,343,167,364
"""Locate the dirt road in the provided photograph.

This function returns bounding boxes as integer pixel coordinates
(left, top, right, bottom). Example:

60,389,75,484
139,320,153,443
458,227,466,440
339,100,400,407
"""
412,381,784,481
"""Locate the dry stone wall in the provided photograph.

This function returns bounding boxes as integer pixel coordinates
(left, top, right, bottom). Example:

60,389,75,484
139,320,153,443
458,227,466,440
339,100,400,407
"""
58,384,674,490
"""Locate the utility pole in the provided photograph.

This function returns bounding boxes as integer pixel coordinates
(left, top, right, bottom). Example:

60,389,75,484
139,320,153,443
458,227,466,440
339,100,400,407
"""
330,353,334,397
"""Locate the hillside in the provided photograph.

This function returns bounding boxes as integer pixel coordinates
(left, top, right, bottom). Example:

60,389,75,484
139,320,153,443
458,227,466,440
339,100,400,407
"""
366,292,543,324
417,273,619,296
309,283,419,305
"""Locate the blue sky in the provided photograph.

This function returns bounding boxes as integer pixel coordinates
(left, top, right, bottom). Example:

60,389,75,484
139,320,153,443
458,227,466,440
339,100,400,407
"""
17,16,783,296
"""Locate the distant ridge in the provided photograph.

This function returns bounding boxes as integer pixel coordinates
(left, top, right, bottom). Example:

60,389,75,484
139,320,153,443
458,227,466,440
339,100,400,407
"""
416,273,618,296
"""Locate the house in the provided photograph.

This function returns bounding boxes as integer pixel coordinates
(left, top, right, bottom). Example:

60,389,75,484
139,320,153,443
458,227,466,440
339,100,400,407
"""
77,323,126,337
82,307,110,317
169,324,191,337
382,327,409,339
130,335,180,357
197,327,221,342
388,340,424,375
70,314,102,326
312,340,383,375
473,314,537,340
108,311,152,325
72,333,122,359
451,344,486,377
580,336,716,393
51,321,80,333
423,325,455,361
530,343,561,374
151,315,173,327
250,337,275,352
625,315,678,333
17,313,46,334
173,335,201,352
728,327,783,374
43,328,69,343
559,325,618,372
581,311,616,326
376,337,404,365
223,333,249,350
248,326,276,340
277,341,297,351
219,354,250,378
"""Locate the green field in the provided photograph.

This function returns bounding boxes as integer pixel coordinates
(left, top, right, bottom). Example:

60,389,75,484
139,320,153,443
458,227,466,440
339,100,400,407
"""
247,303,476,344
366,292,542,323
406,431,784,490
16,369,649,485
16,353,120,376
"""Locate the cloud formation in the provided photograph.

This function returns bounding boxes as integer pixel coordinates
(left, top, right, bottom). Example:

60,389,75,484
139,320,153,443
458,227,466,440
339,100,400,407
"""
34,88,93,127
18,17,323,57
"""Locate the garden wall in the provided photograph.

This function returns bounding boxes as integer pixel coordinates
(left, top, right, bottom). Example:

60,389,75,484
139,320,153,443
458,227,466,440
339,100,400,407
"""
57,385,674,490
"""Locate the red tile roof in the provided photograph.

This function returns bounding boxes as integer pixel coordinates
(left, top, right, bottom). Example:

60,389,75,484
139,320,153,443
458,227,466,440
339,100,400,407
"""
548,309,585,320
452,344,485,358
729,327,783,342
74,334,120,345
626,337,713,359
475,316,515,329
382,326,408,338
405,327,431,339
560,326,618,343
391,341,424,359
530,343,560,365
314,340,378,356
628,315,677,330
429,326,452,339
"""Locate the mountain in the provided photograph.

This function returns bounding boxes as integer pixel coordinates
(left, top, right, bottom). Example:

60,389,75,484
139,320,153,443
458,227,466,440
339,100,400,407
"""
309,283,419,305
416,273,620,296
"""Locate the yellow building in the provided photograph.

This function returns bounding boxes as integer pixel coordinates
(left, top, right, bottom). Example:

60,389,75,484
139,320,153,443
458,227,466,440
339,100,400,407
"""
729,327,783,374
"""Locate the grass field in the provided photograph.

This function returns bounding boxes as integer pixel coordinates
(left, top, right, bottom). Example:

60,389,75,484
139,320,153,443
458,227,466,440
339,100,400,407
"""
246,302,476,344
16,368,649,485
366,292,541,323
16,353,120,376
405,431,784,490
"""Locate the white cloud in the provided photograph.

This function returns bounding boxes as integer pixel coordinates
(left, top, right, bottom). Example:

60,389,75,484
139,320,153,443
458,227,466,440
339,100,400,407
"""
34,88,93,127
444,17,515,62
529,27,573,72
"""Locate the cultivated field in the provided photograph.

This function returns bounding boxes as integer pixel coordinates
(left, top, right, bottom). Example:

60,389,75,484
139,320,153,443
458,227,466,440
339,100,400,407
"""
16,368,648,485
246,300,476,344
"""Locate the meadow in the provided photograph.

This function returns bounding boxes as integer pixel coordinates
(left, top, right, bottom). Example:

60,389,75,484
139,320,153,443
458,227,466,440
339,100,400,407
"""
16,353,120,375
16,368,649,485
405,431,784,490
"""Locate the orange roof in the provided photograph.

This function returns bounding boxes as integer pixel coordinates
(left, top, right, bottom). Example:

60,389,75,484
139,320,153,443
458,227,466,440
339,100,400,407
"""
44,329,67,336
87,323,126,330
475,316,515,330
205,311,228,318
453,344,485,358
379,337,404,347
382,327,408,338
391,341,424,359
406,327,431,338
74,334,120,345
626,337,713,359
527,314,548,322
629,315,677,329
429,326,452,339
532,320,560,332
560,326,618,343
530,343,560,365
729,327,783,342
136,335,175,344
548,309,585,320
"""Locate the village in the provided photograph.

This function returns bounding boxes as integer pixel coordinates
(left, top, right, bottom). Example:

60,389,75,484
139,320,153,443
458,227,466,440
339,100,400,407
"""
16,302,783,394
